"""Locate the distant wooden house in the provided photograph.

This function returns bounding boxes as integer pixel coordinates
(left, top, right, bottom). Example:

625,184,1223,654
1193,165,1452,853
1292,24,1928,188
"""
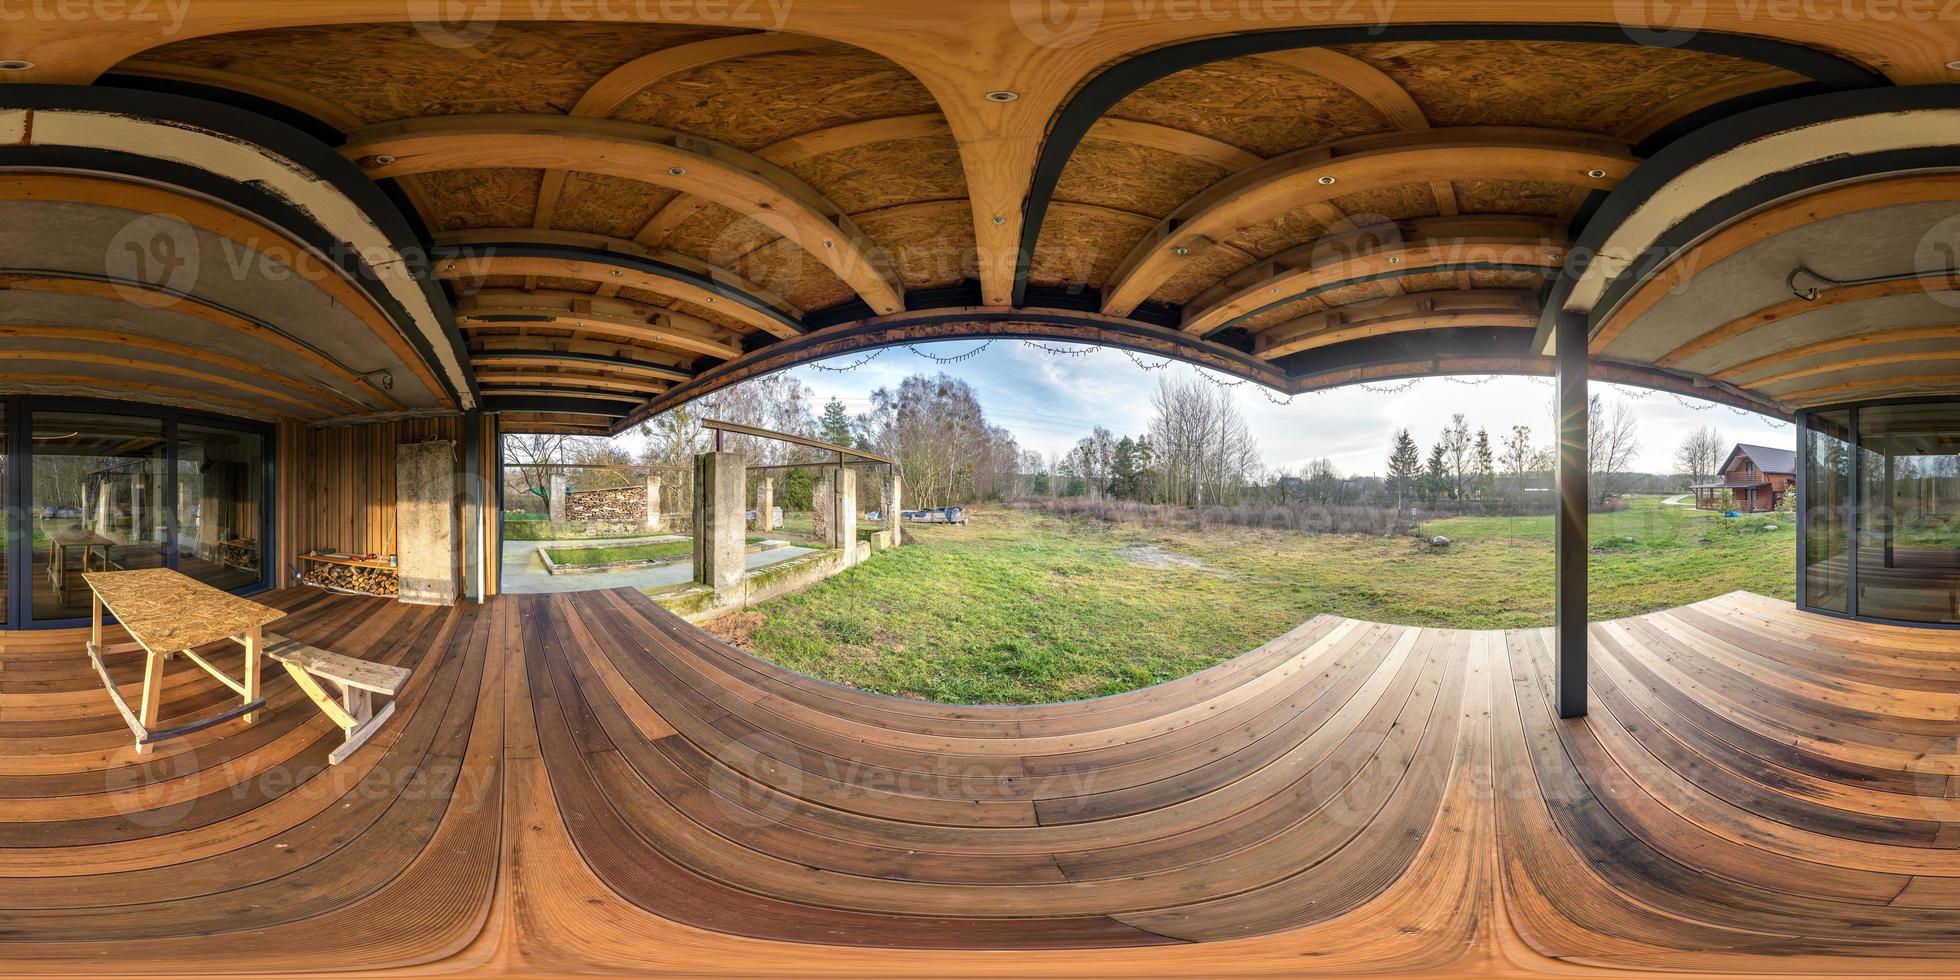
1691,444,1795,512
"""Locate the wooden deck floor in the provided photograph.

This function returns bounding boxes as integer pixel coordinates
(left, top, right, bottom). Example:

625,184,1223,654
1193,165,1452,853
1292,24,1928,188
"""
2,588,1959,975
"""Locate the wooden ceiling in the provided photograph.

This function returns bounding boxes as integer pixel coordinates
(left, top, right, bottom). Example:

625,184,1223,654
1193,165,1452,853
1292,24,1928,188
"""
2,5,1958,432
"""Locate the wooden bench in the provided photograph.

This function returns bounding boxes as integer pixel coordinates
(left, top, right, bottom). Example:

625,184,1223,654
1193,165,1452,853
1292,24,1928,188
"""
264,633,412,765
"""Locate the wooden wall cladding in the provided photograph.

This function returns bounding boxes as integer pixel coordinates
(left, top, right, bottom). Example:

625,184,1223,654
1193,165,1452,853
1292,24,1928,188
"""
278,416,496,592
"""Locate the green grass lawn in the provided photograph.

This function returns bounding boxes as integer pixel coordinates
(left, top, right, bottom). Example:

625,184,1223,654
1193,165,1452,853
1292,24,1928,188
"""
551,536,764,566
706,496,1794,705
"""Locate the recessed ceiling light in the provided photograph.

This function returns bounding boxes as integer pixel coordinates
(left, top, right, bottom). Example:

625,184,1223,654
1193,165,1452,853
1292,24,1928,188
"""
1387,256,1401,264
984,90,1018,102
823,240,835,248
1586,169,1607,179
667,166,686,176
1173,246,1190,256
609,269,622,277
370,154,396,166
992,214,1006,225
0,60,34,71
1947,59,1960,70
1317,175,1337,186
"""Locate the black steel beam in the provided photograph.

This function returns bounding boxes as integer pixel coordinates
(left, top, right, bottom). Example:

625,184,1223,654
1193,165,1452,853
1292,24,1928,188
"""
1554,309,1589,719
480,395,630,418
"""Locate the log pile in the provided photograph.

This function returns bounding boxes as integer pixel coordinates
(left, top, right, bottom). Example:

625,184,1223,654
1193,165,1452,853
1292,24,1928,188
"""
565,486,646,522
302,562,400,597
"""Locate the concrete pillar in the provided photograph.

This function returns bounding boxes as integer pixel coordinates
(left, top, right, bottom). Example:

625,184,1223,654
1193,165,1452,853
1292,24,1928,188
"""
398,440,459,606
829,467,858,564
882,470,902,546
645,473,663,532
548,472,567,528
811,475,831,542
692,451,746,591
753,477,774,531
1553,310,1588,719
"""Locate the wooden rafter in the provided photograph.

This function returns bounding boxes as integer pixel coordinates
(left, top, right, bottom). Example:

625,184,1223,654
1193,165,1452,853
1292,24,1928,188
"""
1254,289,1540,361
1653,274,1960,370
455,289,742,360
472,353,690,383
1248,49,1430,131
473,371,667,395
1713,324,1960,385
1100,128,1635,316
1180,216,1567,336
0,350,328,417
0,324,364,414
342,115,905,315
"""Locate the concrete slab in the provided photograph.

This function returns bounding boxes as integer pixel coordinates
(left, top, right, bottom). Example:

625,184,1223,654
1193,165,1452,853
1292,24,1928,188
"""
499,537,815,595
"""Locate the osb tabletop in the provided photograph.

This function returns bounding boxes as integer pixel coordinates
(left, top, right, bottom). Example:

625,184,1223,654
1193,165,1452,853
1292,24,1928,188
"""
50,531,116,546
83,568,285,655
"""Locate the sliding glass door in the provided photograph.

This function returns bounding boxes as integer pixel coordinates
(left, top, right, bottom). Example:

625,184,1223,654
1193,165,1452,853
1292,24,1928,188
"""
1801,399,1960,626
1,398,274,628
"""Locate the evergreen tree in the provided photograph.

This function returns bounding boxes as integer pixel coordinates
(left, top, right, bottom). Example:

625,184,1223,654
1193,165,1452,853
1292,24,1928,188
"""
1111,436,1145,500
818,398,854,448
1473,428,1496,500
1422,443,1450,504
1386,428,1421,507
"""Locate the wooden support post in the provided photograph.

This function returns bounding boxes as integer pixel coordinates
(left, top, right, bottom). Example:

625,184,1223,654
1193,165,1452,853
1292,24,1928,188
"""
243,625,263,724
137,651,166,753
1554,309,1589,719
91,589,103,652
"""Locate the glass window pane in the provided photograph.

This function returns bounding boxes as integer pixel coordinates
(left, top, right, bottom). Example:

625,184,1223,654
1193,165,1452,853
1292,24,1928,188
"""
176,422,265,591
1803,410,1854,613
1856,402,1960,624
30,412,166,621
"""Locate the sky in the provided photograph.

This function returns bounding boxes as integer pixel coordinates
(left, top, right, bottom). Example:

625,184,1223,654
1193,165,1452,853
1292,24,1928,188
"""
641,339,1797,479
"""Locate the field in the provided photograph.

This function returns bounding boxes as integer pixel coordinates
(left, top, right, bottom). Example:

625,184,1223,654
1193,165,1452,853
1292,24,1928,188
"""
705,497,1794,704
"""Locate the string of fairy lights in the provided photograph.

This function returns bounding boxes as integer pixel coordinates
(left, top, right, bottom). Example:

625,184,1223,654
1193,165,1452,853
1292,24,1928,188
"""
806,339,1789,426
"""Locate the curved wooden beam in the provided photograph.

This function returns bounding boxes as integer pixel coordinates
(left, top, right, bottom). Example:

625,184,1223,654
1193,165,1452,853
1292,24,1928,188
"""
477,388,646,404
0,272,404,411
0,174,445,407
469,335,693,370
0,350,322,418
1713,324,1960,385
0,373,273,417
1101,128,1634,316
472,352,690,383
431,236,801,339
342,115,905,315
474,372,668,396
572,35,829,120
0,323,362,414
1749,349,1960,389
1779,370,1960,405
1181,216,1567,336
1087,118,1263,172
1653,274,1960,370
1255,290,1540,361
1592,174,1960,353
1248,49,1429,130
456,289,742,360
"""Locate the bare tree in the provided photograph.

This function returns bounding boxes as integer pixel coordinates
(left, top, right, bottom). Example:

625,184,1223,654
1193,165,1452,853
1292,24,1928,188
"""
1439,413,1472,501
1146,374,1261,508
1674,424,1725,486
1587,394,1641,504
1501,425,1534,500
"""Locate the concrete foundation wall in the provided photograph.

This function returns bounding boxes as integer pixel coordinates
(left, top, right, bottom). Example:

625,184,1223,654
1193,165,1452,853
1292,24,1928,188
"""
753,477,774,531
397,440,458,606
655,538,874,623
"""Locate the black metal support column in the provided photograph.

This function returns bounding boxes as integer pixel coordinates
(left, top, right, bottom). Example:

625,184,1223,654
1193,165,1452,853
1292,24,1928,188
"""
1554,310,1589,719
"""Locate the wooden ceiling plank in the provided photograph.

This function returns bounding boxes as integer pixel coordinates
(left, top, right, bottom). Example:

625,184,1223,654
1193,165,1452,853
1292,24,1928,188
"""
1100,129,1634,316
1248,49,1430,131
0,351,323,417
473,371,668,395
1653,274,1960,370
343,115,905,315
456,289,741,359
1713,324,1960,384
471,353,690,383
572,34,830,120
0,323,364,414
1088,118,1263,172
1253,289,1540,360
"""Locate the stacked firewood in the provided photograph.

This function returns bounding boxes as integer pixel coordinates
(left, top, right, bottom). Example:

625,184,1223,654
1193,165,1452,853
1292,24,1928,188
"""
565,486,647,522
302,563,400,596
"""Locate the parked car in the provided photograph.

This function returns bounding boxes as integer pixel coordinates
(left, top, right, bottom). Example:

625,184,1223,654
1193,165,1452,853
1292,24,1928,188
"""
900,507,967,525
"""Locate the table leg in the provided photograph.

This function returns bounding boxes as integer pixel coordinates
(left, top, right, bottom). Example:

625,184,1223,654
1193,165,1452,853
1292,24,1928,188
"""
243,625,262,724
91,591,103,652
137,650,166,755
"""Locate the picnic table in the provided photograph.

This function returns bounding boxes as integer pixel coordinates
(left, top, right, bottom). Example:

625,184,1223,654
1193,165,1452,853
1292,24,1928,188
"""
83,568,282,754
48,531,115,592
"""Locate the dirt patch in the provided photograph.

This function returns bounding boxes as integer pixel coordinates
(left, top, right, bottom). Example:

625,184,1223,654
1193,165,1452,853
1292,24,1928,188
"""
1116,544,1211,572
705,610,765,647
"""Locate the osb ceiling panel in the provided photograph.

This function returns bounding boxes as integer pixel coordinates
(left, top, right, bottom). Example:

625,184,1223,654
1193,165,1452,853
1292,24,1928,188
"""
613,45,941,150
1325,184,1443,226
551,172,678,239
785,137,966,215
1053,139,1231,217
1233,294,1329,334
1155,244,1261,307
1450,179,1579,217
730,238,856,312
1026,208,1149,292
415,168,543,230
1332,40,1791,133
1108,56,1390,157
855,204,979,291
130,22,739,123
